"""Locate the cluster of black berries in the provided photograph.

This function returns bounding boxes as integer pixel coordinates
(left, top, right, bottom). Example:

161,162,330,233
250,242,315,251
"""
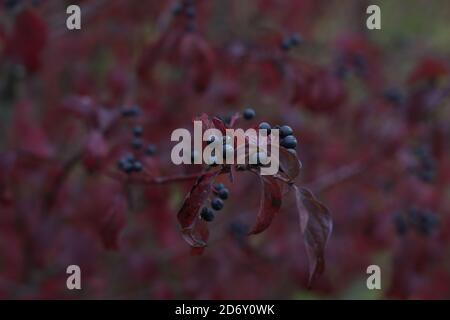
200,183,229,222
258,122,297,150
117,154,143,174
412,146,436,183
117,106,157,174
393,207,439,237
280,33,303,51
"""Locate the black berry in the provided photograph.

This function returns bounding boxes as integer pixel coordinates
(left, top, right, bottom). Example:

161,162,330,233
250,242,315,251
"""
172,3,183,15
185,6,196,18
145,144,157,156
200,207,215,222
121,106,140,117
132,161,143,172
279,125,293,138
211,198,224,211
281,135,297,149
218,188,229,200
258,122,271,134
133,126,143,137
117,157,134,174
393,213,408,236
409,207,439,236
243,108,256,120
281,38,291,51
289,33,303,46
131,138,143,150
384,88,404,105
214,183,225,191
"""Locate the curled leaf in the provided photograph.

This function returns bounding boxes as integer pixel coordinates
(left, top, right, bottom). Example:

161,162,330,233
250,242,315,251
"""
190,220,210,256
293,186,332,287
177,170,219,247
248,175,282,235
278,146,302,182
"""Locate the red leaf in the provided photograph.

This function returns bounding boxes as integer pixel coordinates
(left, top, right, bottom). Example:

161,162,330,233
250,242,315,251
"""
293,186,332,286
408,57,449,84
11,100,53,159
83,130,108,171
6,8,48,73
212,117,227,134
178,171,219,247
278,147,302,182
248,175,282,235
190,220,210,256
99,195,127,250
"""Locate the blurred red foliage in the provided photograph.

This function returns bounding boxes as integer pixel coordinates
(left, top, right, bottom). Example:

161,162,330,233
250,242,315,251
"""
0,0,450,299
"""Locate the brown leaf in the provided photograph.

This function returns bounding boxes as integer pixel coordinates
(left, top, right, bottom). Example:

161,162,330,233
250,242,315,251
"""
248,175,282,235
177,171,219,247
278,147,302,182
293,186,332,287
190,220,210,255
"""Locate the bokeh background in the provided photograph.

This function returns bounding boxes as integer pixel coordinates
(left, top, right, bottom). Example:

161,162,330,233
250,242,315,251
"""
1,0,450,299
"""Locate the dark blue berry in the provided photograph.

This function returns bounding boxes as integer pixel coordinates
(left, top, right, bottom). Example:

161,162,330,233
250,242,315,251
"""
133,126,143,137
172,3,183,15
281,135,297,149
132,161,143,172
121,106,140,117
117,158,128,170
393,213,408,236
185,6,196,18
384,88,404,105
131,138,143,150
243,108,256,120
5,0,19,10
124,153,135,162
229,221,249,244
289,33,303,46
353,54,367,75
280,38,291,51
211,198,224,211
200,207,215,222
118,158,134,174
258,122,271,134
214,183,225,191
218,188,229,200
408,207,439,236
145,144,157,156
279,125,293,138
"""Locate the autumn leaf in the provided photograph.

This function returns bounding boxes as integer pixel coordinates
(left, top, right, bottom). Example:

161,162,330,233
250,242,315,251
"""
293,186,332,287
278,146,302,182
177,170,219,247
190,220,210,256
248,175,282,235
